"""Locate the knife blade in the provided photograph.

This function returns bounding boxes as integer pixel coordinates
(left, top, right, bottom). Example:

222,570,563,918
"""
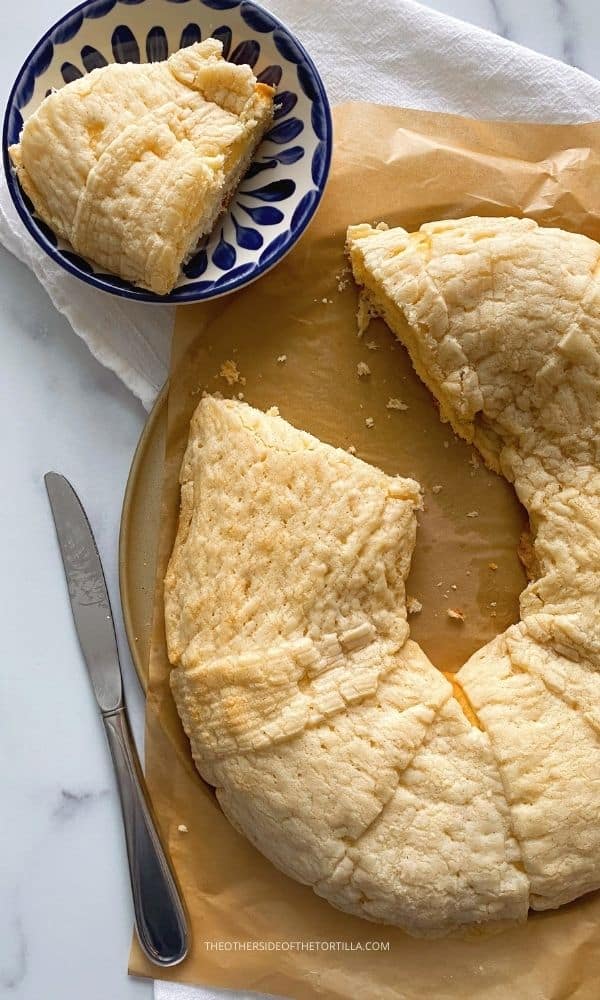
45,471,122,713
45,472,189,967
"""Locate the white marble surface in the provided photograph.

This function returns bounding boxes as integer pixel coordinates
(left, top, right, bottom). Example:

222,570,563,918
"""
0,2,598,999
423,0,600,74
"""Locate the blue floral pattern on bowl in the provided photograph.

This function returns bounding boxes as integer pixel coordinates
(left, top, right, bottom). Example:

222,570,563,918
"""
3,0,332,303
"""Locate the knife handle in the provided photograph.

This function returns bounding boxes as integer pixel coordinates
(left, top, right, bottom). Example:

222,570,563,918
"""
103,707,189,966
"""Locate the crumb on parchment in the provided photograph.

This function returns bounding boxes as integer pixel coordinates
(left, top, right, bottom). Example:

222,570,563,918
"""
432,484,443,494
447,608,465,622
177,824,188,834
386,397,408,411
357,361,371,377
488,561,498,571
357,294,372,337
219,360,246,386
466,510,479,518
336,266,350,292
347,445,357,455
407,596,423,615
276,354,287,364
365,417,375,429
366,340,377,350
266,405,280,417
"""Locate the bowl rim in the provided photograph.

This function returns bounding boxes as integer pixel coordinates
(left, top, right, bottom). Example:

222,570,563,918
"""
2,0,333,304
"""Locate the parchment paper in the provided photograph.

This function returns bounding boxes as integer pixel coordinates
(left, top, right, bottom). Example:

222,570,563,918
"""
129,103,600,997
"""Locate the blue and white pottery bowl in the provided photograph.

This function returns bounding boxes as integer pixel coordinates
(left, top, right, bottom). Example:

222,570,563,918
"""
3,0,332,302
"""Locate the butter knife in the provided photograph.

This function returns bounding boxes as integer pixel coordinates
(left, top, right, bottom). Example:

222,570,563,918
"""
45,472,189,967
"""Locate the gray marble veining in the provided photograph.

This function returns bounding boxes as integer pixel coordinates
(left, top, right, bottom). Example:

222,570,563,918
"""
52,788,111,823
554,0,581,67
488,0,513,41
1,908,27,992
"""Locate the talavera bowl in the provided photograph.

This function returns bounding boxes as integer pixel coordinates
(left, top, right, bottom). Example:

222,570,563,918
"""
3,0,332,302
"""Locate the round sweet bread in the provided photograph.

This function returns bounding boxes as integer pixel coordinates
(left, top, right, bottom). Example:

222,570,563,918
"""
165,216,600,935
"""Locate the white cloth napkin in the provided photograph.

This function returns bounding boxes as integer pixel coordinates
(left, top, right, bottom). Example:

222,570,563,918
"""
1,0,598,996
0,179,171,411
2,0,600,416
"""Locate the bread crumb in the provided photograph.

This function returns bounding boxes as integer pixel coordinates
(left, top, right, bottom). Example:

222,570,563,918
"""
488,561,498,571
375,220,389,231
386,397,408,411
466,510,479,518
366,340,377,350
266,405,280,417
177,824,188,834
436,581,443,588
490,611,497,618
432,484,443,494
451,584,457,590
469,452,480,469
407,596,423,615
336,267,350,292
447,608,465,622
219,360,246,386
276,354,287,364
347,445,357,455
356,361,371,377
321,297,333,305
490,601,497,608
365,417,375,428
237,392,244,400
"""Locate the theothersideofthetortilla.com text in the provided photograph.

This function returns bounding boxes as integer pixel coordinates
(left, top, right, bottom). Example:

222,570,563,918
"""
203,940,391,952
